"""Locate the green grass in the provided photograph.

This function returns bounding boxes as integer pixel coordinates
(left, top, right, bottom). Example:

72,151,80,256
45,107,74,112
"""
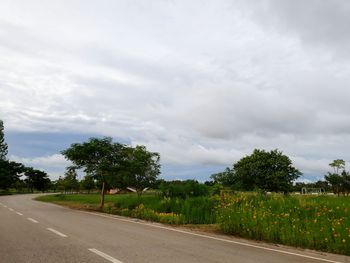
217,193,350,255
36,193,217,224
36,192,350,255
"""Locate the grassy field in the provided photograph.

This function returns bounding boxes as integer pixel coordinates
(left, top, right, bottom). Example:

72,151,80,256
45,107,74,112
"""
37,193,217,224
37,193,350,255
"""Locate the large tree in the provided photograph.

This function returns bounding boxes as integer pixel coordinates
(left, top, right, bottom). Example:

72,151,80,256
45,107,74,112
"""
0,160,25,190
124,145,160,195
24,168,51,192
232,149,301,193
61,137,127,208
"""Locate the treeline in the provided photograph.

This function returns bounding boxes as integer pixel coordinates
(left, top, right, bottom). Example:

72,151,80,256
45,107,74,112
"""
0,120,51,193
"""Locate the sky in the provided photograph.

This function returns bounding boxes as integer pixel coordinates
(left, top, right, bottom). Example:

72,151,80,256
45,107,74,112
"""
1,0,350,182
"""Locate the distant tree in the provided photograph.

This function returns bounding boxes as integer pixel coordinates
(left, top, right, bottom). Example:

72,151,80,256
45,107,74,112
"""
24,168,51,192
329,159,345,175
0,160,25,190
124,145,161,195
62,168,79,193
232,149,301,193
325,172,343,196
210,167,235,186
55,176,66,192
325,159,350,196
81,174,96,193
0,120,8,160
314,180,331,192
341,170,350,196
61,137,127,208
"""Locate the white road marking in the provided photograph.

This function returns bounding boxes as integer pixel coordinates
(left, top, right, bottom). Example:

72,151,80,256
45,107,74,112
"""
89,248,123,263
47,228,67,237
16,212,23,216
27,218,39,223
8,208,14,211
79,210,343,263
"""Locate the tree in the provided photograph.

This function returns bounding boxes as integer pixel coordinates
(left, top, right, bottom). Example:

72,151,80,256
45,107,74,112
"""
0,160,25,190
61,137,127,208
81,174,96,193
0,120,8,161
125,145,161,195
325,172,343,196
210,167,235,186
62,168,80,193
325,159,350,196
24,168,51,192
329,159,345,174
232,149,301,193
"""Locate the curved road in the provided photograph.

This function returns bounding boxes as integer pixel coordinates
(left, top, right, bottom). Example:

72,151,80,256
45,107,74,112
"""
0,194,349,263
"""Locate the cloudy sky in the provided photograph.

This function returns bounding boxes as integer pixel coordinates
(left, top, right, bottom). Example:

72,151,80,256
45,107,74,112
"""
1,0,350,182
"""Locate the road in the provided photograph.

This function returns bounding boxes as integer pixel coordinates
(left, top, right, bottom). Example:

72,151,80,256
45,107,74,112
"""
0,194,349,263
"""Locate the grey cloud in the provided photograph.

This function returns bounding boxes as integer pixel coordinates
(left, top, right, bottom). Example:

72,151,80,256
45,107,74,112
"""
241,0,350,57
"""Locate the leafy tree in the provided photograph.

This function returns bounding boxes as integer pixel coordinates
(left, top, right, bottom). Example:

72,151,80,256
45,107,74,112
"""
325,172,343,196
0,120,8,161
24,168,51,192
210,167,235,186
325,160,350,196
232,149,301,193
124,145,161,195
55,176,66,192
61,137,127,208
62,168,80,193
81,174,96,193
0,160,25,190
329,159,345,174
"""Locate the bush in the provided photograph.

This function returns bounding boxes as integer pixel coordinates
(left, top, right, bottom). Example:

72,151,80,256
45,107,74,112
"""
159,180,209,198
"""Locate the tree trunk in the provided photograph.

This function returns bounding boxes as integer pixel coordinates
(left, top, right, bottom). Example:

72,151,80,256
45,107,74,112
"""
100,181,105,209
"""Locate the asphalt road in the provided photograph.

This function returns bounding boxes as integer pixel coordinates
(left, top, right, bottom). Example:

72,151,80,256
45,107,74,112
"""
0,194,349,263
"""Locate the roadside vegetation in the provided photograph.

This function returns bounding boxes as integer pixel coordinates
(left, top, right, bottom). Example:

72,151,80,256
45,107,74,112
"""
37,191,350,255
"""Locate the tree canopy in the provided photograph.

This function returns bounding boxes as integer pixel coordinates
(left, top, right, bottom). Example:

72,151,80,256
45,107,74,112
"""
211,149,301,193
61,137,160,207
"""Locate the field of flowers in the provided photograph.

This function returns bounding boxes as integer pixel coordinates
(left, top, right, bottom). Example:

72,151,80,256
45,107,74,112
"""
217,193,350,255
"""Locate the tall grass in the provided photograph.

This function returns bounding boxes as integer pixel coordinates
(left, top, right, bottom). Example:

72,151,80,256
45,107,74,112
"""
217,193,350,255
38,194,217,224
